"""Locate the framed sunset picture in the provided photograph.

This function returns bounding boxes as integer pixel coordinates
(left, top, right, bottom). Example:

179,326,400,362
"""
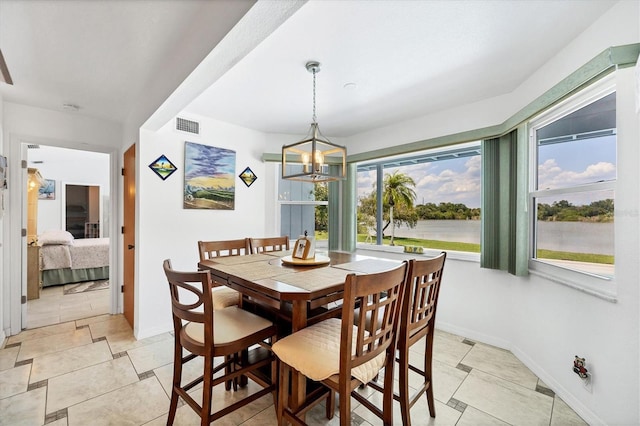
184,142,236,210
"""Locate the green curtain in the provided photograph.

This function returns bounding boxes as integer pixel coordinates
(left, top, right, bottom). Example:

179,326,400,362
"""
481,129,528,275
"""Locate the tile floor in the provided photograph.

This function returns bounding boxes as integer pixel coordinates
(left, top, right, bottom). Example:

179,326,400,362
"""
0,313,587,426
26,283,111,329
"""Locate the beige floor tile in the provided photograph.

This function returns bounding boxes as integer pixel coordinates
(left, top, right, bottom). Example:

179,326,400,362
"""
88,315,132,338
406,351,468,404
460,342,539,389
46,356,139,414
127,338,174,374
456,406,510,426
0,364,31,399
0,345,19,371
551,396,588,425
421,333,473,367
30,340,113,383
238,405,280,425
60,306,100,323
75,313,113,327
27,313,62,329
6,321,76,345
355,391,461,425
153,356,205,396
106,329,172,355
454,369,553,425
67,377,169,426
17,327,92,361
45,419,68,426
0,386,46,426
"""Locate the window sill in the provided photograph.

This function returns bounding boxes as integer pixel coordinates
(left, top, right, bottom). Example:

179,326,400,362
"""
355,243,480,263
529,261,617,303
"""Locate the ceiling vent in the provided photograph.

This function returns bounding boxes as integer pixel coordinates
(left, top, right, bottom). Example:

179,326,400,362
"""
27,144,40,149
176,117,200,135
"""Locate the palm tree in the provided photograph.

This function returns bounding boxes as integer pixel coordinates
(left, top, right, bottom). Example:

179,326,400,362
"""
383,171,416,245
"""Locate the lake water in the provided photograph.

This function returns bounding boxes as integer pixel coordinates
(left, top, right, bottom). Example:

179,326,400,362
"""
393,220,613,255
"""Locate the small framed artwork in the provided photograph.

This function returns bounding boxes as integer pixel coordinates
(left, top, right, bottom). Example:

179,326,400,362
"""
149,154,177,180
38,179,56,200
239,166,257,187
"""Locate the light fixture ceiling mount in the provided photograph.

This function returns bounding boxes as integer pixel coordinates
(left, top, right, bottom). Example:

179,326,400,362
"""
282,61,346,182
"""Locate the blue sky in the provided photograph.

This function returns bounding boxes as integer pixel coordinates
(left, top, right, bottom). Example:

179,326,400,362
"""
357,135,616,209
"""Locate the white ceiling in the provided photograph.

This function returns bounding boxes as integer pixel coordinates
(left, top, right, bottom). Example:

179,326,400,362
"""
0,0,619,137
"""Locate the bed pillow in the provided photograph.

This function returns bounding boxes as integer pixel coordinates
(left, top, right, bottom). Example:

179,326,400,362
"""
39,230,75,245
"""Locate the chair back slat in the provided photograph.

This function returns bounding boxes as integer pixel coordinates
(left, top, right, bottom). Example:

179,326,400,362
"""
249,236,290,254
404,252,446,337
342,262,408,370
198,238,250,261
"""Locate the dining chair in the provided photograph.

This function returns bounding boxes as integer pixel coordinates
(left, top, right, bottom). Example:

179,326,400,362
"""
197,239,249,310
272,262,408,426
163,259,277,426
249,236,290,254
368,252,447,425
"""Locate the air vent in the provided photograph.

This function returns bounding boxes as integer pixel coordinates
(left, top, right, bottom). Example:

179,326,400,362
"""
27,144,40,149
176,117,200,135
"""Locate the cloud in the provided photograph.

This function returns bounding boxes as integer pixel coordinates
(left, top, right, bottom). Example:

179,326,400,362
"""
538,160,615,189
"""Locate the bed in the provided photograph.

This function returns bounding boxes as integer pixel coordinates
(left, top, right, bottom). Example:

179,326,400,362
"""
38,230,109,287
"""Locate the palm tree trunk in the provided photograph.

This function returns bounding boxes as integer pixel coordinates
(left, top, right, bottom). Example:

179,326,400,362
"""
390,205,395,246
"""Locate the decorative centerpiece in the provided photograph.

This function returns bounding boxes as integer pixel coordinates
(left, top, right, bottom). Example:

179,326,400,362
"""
281,231,329,266
293,230,315,260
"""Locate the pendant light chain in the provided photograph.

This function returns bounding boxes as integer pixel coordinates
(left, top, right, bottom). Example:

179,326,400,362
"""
312,67,317,124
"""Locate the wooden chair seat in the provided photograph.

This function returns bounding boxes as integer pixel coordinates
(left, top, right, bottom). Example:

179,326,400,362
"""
271,317,385,384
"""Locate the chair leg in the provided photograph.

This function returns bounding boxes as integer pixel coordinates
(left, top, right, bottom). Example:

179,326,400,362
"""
425,335,436,417
167,343,182,426
224,355,232,391
339,385,351,425
201,356,214,426
382,357,395,426
325,390,335,420
277,361,289,426
398,347,411,426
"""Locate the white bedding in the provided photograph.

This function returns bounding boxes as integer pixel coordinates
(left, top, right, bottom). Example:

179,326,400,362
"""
40,238,109,271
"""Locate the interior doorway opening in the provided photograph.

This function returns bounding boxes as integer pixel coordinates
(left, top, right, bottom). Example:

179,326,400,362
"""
25,144,113,329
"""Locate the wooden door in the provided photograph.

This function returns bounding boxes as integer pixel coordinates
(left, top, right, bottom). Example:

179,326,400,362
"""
123,143,136,328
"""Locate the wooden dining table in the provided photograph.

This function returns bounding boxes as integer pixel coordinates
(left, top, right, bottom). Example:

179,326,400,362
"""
197,249,402,412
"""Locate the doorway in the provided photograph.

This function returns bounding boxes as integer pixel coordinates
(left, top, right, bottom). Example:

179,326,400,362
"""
24,144,113,329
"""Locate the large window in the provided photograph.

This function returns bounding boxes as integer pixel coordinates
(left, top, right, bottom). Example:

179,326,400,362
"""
529,77,615,281
356,142,481,253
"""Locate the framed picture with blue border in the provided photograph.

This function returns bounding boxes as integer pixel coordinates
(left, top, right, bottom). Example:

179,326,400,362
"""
149,154,177,180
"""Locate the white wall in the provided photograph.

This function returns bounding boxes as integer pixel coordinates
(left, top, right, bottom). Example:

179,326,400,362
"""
343,3,640,424
134,115,269,338
30,146,110,234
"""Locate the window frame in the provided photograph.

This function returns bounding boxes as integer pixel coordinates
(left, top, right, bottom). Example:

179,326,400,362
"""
527,74,616,299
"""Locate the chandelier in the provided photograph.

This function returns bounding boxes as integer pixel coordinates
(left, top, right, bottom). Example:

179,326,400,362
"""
282,61,346,182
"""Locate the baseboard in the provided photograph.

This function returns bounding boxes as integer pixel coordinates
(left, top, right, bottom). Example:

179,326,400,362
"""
135,323,172,340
